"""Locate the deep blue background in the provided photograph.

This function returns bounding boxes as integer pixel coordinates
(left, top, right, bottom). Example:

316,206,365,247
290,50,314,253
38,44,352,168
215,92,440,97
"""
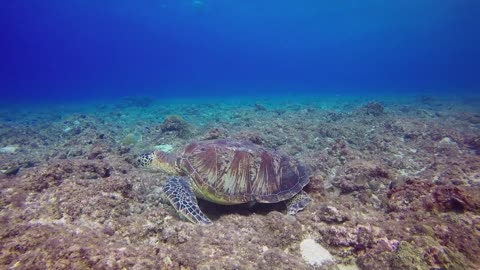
1,0,479,100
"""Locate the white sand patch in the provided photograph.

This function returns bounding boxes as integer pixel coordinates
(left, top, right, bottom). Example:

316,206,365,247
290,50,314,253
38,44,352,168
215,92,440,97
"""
0,145,18,153
300,238,335,267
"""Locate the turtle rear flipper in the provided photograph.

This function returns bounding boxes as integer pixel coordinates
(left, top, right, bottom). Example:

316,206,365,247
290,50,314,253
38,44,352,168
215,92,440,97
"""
162,176,213,225
286,190,312,215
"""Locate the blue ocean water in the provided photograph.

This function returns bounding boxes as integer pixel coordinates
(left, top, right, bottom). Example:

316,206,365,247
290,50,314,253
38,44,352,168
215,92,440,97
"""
1,0,479,102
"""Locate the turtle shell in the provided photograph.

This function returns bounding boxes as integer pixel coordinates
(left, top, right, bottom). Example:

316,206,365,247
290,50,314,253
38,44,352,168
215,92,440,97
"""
177,139,309,204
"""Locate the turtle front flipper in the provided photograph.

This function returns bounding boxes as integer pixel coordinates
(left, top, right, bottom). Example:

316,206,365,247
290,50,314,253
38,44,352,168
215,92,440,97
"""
162,176,213,225
286,190,312,215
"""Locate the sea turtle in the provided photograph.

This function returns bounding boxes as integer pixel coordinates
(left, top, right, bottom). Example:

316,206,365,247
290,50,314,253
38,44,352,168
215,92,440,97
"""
137,139,311,225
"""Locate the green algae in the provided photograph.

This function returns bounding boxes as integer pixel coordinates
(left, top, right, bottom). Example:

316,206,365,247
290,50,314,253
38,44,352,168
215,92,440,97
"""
391,237,471,270
122,133,141,145
391,241,429,270
420,236,470,270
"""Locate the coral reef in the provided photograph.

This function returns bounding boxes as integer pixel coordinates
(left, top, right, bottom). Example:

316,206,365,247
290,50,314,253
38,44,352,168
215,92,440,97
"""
0,96,479,269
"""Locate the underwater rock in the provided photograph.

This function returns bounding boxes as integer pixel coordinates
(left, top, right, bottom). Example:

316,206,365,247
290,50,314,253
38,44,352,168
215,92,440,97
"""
387,180,480,213
63,126,82,136
159,115,192,138
386,180,433,212
428,185,480,213
258,247,310,270
300,239,335,268
457,112,480,125
361,101,385,116
325,111,344,122
326,139,355,164
320,225,376,251
0,166,20,176
254,102,267,111
274,109,287,116
87,143,110,160
391,241,430,269
317,205,349,224
418,95,437,105
24,159,112,192
332,159,390,195
464,134,480,152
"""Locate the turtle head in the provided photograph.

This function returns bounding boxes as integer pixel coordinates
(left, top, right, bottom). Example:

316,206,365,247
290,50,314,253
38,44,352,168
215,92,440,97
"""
137,151,178,174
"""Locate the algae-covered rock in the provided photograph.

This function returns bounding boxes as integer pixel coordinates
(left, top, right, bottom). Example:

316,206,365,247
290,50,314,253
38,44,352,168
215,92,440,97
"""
159,115,192,138
417,235,471,270
362,101,385,116
1,166,20,176
318,205,349,224
391,241,429,270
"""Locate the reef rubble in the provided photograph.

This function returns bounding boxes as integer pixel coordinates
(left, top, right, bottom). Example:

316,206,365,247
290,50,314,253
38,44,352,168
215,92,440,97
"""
0,96,479,269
